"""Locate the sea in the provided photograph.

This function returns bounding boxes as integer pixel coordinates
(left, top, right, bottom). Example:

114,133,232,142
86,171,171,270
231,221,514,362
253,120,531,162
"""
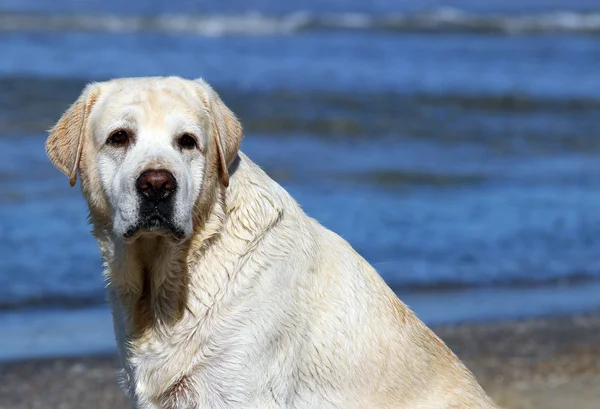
1,0,600,361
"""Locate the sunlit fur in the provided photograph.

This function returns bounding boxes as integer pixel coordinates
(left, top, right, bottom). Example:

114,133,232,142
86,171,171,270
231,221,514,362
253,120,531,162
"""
47,76,499,409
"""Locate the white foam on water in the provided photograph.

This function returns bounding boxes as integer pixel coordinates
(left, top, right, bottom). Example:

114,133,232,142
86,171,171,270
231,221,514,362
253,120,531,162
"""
2,9,600,36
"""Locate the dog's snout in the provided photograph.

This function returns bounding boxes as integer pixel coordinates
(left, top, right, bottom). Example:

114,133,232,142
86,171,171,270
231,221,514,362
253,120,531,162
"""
136,169,177,202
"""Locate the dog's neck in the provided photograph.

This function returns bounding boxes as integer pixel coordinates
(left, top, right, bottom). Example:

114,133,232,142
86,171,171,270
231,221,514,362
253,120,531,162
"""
96,154,284,338
95,187,225,337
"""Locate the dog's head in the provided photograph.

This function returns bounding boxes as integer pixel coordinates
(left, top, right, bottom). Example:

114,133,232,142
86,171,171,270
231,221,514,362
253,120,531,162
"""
46,77,242,242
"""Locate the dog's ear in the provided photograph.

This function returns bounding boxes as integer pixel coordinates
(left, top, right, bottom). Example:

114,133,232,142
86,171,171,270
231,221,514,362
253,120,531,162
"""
194,78,243,188
46,83,101,187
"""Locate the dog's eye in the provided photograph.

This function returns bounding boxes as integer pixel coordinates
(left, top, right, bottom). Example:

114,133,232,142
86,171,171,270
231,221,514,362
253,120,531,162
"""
107,130,130,146
178,134,198,150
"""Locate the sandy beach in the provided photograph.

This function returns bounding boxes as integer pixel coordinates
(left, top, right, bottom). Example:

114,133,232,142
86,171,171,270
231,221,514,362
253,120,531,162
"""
1,312,599,409
440,313,600,409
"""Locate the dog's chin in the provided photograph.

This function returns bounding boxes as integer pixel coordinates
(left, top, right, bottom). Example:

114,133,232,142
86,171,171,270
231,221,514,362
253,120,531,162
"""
123,214,187,243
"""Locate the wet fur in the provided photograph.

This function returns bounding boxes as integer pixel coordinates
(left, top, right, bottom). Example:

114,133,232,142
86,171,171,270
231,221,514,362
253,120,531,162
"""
46,77,499,409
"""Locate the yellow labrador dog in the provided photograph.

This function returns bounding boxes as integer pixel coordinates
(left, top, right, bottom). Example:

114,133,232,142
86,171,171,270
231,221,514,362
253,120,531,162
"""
46,77,498,409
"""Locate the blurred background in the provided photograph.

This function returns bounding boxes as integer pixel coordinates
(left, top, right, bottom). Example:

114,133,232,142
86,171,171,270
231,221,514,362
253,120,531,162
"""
0,0,600,408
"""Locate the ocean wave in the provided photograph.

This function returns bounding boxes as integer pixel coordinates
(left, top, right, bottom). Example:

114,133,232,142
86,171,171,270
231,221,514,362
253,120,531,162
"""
0,291,106,311
2,8,600,36
4,76,600,112
2,273,599,312
2,76,600,151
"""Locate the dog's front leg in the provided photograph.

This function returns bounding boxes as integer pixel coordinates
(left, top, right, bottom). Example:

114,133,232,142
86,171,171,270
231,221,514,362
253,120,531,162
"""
107,288,137,406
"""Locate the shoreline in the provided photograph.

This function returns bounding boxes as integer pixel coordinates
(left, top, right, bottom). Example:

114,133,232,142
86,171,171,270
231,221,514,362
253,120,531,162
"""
4,280,600,362
1,313,600,409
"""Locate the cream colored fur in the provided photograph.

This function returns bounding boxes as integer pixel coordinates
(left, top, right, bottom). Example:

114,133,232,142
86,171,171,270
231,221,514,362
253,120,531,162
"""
46,76,499,409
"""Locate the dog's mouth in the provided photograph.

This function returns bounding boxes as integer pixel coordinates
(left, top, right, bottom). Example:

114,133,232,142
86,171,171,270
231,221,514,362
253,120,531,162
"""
124,211,185,241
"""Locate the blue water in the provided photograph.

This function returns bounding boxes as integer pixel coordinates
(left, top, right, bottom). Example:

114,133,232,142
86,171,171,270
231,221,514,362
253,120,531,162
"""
0,0,599,357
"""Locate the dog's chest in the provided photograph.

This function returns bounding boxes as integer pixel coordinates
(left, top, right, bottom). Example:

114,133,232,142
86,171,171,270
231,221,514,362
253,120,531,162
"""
124,322,270,409
128,352,271,409
125,329,199,408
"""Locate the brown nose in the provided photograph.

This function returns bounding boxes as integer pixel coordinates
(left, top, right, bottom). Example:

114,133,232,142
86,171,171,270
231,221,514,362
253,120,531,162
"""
136,169,177,202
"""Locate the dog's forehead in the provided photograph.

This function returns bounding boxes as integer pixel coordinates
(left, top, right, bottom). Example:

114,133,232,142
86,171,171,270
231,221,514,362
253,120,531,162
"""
94,78,208,125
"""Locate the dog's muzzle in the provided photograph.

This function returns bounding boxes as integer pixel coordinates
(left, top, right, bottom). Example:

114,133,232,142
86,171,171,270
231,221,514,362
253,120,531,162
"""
123,169,184,239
